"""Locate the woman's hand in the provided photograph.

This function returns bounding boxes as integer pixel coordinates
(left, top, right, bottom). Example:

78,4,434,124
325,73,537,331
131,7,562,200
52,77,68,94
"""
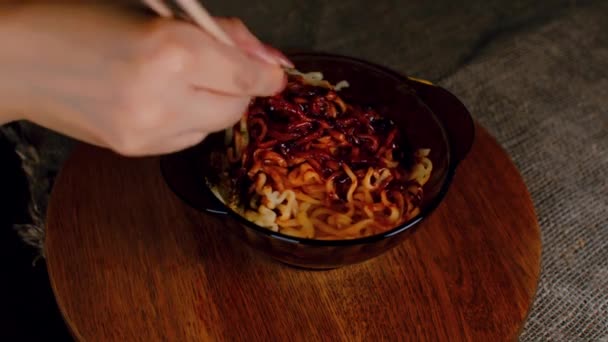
0,2,290,156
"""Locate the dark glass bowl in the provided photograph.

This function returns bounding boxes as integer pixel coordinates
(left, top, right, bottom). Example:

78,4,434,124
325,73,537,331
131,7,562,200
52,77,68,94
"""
160,52,474,269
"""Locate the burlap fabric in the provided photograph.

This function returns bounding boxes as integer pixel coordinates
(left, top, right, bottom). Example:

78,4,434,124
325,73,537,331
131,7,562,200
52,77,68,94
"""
1,0,606,340
440,5,608,341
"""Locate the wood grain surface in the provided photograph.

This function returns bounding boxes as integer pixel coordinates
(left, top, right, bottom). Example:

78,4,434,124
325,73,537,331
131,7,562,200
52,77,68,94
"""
45,124,541,342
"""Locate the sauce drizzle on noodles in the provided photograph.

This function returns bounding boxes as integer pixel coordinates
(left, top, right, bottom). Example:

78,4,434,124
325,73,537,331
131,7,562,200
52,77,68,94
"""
216,73,432,240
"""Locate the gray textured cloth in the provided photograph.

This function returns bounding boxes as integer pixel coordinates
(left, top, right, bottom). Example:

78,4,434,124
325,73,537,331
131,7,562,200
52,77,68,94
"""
1,0,606,340
440,4,608,341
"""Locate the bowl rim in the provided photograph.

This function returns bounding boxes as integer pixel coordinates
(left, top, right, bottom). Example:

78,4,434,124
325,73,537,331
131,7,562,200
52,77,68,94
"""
161,52,472,247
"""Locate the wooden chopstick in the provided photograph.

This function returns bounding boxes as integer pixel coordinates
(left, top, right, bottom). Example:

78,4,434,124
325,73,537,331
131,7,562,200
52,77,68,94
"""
141,0,173,18
142,0,235,46
142,0,293,70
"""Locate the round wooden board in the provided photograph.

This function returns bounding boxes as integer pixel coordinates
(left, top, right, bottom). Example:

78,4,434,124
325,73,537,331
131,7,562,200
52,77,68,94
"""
46,124,541,342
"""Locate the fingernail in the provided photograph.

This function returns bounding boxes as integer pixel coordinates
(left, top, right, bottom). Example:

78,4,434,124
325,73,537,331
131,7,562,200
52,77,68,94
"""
263,44,294,68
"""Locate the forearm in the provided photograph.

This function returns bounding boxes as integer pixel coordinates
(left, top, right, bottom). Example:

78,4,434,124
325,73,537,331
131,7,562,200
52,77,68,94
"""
0,2,33,125
0,1,153,128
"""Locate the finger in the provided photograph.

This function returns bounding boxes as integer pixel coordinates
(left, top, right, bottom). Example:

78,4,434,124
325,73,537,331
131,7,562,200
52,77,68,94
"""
173,85,251,133
109,82,250,156
151,131,208,156
214,17,293,68
116,130,208,157
170,26,286,96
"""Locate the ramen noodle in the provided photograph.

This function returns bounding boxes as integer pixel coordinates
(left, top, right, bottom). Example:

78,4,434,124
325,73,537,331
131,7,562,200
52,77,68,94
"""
212,71,432,240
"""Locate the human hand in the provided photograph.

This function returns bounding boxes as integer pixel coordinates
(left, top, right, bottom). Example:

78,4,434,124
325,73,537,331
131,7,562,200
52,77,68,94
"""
0,2,290,156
